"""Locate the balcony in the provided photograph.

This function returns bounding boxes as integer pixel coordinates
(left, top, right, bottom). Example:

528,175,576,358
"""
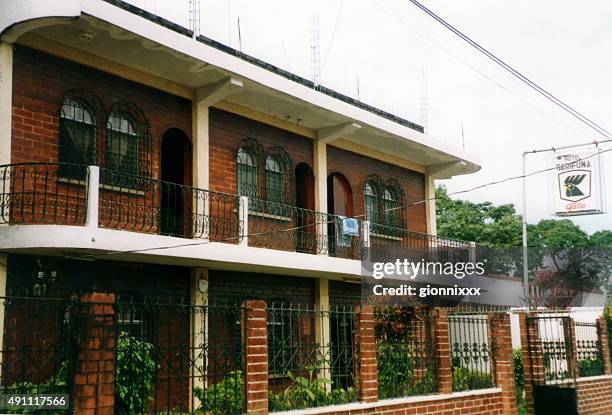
0,163,472,263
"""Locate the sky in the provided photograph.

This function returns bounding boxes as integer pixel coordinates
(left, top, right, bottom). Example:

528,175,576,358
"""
128,0,612,234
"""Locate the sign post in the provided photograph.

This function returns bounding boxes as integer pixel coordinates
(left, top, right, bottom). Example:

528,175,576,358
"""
522,139,609,308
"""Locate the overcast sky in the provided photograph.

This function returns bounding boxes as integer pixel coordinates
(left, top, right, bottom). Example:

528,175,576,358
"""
130,0,612,234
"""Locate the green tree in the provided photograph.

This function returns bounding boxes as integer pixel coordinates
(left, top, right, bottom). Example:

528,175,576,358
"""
435,185,523,248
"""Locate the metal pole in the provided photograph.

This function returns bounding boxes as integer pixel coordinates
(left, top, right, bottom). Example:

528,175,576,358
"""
522,152,529,308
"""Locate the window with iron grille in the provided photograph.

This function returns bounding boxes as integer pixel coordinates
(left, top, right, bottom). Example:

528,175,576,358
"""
106,112,139,176
364,181,380,225
265,156,284,204
383,187,398,227
58,90,102,179
237,147,259,200
364,175,406,236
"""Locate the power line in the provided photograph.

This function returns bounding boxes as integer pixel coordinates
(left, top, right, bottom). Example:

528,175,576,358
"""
405,0,611,139
321,0,345,73
367,0,594,141
89,146,611,258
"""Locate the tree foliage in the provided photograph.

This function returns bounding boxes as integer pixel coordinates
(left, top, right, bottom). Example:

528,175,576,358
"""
435,185,612,305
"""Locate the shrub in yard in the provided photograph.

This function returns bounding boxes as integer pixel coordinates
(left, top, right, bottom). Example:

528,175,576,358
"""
267,369,356,411
194,371,244,415
115,331,157,415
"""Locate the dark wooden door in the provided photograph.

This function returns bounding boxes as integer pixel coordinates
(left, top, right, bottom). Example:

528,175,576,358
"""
327,173,353,256
295,163,315,253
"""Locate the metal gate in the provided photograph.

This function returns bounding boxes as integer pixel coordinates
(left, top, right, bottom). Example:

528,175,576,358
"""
526,314,578,415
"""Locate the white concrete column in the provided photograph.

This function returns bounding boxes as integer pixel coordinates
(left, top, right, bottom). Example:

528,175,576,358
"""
314,140,328,254
192,96,210,239
425,175,437,236
191,267,209,409
0,42,12,166
314,277,331,390
85,166,100,229
0,254,7,377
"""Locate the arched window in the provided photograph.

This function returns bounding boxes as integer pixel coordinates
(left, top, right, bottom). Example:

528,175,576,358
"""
383,187,398,227
106,112,138,175
236,147,258,199
59,90,101,178
104,102,151,184
364,181,380,225
265,155,284,204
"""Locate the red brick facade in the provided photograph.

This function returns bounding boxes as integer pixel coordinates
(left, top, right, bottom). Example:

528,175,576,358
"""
327,146,427,233
11,46,192,175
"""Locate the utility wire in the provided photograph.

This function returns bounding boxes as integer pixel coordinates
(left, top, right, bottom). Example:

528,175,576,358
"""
405,0,611,139
367,0,594,141
90,146,611,258
321,0,345,73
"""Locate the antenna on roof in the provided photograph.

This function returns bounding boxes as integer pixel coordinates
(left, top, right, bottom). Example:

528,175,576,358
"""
419,65,429,133
310,12,321,88
237,17,243,51
189,0,201,38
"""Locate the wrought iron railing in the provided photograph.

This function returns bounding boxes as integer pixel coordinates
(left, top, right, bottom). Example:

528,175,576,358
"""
448,313,495,391
99,168,243,242
246,197,363,259
0,163,477,263
374,306,437,399
267,303,359,412
0,163,89,225
525,314,575,384
369,226,473,264
113,299,246,414
0,296,77,406
575,321,604,377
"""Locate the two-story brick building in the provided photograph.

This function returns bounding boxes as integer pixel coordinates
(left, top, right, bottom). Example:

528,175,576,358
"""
0,1,485,413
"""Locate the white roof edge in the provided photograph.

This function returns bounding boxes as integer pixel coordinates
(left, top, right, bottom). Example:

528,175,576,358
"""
1,0,481,176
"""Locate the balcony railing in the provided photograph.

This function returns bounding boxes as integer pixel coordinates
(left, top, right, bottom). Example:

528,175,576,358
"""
0,163,473,261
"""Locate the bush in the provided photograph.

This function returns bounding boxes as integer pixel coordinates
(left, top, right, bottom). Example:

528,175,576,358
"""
4,362,69,414
578,359,604,377
451,366,494,392
194,371,243,415
267,369,357,412
513,349,526,415
115,331,157,415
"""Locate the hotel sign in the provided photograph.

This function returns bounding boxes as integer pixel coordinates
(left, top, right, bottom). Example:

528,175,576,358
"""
551,151,604,216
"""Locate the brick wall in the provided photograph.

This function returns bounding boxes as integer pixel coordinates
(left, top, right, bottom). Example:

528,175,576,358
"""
274,391,504,415
11,46,192,176
576,376,612,415
327,146,427,233
208,270,315,305
209,108,313,196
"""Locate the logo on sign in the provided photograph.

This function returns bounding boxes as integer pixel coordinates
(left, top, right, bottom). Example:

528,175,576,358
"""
558,169,591,202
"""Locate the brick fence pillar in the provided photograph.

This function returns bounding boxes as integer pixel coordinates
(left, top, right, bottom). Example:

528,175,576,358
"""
518,312,544,415
357,305,378,403
243,300,268,415
562,317,579,379
72,292,116,415
490,312,518,415
433,308,452,394
596,317,611,375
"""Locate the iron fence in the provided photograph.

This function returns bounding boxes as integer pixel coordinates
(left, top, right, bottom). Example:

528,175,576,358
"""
113,299,246,415
0,296,77,412
0,163,89,226
574,321,604,377
99,168,243,242
526,314,575,384
247,197,363,259
267,303,359,412
448,313,494,391
374,306,437,399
